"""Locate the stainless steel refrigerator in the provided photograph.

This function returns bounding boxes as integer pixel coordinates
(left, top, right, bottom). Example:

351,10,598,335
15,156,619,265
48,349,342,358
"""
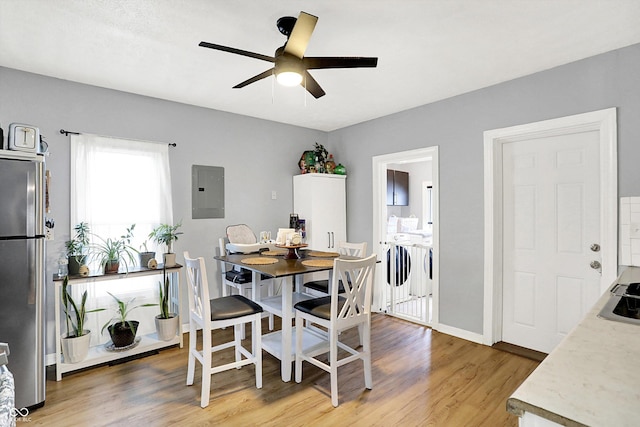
0,151,46,410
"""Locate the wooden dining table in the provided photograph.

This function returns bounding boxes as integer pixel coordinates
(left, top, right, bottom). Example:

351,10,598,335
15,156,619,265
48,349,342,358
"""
214,249,338,382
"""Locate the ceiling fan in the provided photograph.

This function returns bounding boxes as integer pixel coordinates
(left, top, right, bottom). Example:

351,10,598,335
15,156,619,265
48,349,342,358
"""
198,11,378,99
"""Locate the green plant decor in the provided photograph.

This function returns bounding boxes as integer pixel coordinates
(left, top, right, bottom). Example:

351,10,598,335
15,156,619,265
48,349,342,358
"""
91,224,139,272
101,292,157,336
62,276,105,338
158,269,173,319
65,222,90,260
149,222,183,254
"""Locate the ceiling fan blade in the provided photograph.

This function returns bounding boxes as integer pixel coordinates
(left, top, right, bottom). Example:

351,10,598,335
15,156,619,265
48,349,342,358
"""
302,71,325,99
199,41,275,63
233,68,274,89
283,11,318,59
303,56,378,69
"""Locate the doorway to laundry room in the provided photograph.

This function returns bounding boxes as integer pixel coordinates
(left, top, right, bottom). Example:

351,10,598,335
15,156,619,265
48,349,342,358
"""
372,147,439,328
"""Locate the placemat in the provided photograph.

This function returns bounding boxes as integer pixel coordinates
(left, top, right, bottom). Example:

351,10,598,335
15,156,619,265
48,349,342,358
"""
302,259,335,268
308,251,340,258
241,257,279,265
261,250,288,256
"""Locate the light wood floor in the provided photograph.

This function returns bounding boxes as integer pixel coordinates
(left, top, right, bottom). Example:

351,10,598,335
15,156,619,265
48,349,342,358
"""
34,314,538,426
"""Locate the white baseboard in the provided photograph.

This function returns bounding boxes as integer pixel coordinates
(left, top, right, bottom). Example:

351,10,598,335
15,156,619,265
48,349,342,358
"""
435,323,484,344
45,353,56,367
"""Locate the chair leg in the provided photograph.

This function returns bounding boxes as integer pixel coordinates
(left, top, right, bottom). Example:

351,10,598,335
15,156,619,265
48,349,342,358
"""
358,323,364,347
201,329,213,408
234,324,242,367
330,327,339,407
186,324,196,386
253,313,262,389
363,321,372,390
294,312,303,383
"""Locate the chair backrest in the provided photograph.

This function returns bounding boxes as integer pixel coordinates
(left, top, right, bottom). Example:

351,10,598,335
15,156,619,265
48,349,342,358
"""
331,254,377,328
184,251,211,329
226,224,256,244
337,241,367,257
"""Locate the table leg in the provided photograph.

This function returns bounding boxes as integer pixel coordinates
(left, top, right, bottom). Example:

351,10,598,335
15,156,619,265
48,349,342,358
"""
281,275,293,382
251,271,260,302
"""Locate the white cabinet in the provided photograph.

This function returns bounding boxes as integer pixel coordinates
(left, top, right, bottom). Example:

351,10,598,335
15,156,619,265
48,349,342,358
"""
293,174,346,251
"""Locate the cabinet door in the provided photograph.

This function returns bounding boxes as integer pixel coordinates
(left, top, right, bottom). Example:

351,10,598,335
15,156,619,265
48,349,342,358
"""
294,175,346,251
386,169,394,205
312,178,346,250
394,171,409,206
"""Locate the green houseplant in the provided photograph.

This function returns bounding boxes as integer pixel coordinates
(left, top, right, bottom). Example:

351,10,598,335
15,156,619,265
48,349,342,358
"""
101,292,156,348
60,276,105,363
149,222,183,267
155,267,179,341
65,222,90,275
91,224,139,274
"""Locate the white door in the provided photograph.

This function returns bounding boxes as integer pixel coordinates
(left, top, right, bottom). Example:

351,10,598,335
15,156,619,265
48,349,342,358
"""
501,131,602,353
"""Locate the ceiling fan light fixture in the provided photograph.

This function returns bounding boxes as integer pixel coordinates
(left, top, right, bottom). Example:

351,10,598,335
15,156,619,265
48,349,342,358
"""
275,52,304,87
276,70,303,86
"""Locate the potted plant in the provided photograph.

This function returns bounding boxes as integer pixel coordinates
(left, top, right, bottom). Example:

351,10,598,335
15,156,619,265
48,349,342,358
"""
101,292,156,348
139,240,156,269
60,276,105,363
155,267,179,341
91,224,138,274
65,222,90,275
148,222,183,267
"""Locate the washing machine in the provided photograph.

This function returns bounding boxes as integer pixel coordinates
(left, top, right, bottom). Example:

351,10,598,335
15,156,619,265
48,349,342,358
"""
386,233,412,287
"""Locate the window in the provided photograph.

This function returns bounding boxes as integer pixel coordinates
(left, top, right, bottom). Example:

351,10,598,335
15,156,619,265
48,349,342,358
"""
70,133,174,345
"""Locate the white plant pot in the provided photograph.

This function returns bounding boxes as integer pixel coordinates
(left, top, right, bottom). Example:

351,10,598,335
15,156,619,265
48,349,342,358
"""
61,331,92,363
163,253,176,267
155,315,179,341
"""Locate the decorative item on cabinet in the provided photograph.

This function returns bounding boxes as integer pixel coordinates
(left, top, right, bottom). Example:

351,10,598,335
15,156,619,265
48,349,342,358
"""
299,150,315,174
325,154,336,173
313,142,328,173
298,143,340,174
334,163,346,175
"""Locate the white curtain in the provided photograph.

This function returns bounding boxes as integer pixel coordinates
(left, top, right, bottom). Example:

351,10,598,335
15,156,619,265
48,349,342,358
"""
69,133,174,345
71,133,173,242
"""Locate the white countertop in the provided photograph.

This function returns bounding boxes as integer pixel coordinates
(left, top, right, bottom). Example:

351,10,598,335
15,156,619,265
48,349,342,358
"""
508,267,640,426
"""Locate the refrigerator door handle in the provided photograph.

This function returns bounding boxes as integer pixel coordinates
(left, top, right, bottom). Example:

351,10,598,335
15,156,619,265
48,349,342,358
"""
26,168,35,237
28,162,45,237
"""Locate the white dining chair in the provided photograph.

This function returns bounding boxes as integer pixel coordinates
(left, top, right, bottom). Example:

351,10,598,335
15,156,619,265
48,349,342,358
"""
294,254,377,407
184,251,263,408
218,237,275,337
303,241,367,295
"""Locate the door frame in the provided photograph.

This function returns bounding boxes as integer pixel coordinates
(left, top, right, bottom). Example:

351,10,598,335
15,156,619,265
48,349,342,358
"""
372,146,439,328
482,108,617,346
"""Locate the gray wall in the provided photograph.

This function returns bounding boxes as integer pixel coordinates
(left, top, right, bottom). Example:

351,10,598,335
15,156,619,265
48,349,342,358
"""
0,66,327,354
2,42,639,353
331,43,640,334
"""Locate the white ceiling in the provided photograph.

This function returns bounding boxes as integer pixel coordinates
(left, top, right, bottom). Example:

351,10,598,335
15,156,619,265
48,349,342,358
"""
2,1,640,131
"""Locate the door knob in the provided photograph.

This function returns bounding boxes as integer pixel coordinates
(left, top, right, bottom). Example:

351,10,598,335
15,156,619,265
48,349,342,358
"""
590,243,600,252
590,260,601,269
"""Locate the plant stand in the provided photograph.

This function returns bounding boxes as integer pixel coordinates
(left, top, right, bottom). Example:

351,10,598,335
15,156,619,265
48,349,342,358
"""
53,264,183,380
